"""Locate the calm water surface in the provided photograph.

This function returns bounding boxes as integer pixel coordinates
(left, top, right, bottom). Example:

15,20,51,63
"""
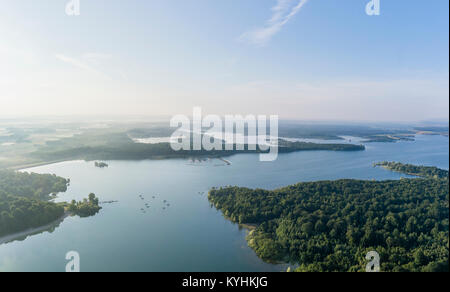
0,135,448,271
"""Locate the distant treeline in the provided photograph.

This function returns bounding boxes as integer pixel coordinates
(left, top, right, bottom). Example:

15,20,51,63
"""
414,126,449,133
31,138,364,162
279,140,365,152
278,123,415,142
0,194,65,237
0,170,68,237
208,164,449,272
375,161,448,179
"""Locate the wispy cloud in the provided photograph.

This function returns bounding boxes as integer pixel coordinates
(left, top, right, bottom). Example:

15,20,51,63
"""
56,54,101,74
240,0,309,46
82,53,113,64
55,53,113,79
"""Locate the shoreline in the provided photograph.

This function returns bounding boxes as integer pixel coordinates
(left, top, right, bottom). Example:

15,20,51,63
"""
0,212,70,245
239,223,258,230
8,159,73,171
3,138,381,171
218,158,232,165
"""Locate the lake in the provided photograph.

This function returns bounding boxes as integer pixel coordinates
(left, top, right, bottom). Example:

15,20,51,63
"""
0,134,448,272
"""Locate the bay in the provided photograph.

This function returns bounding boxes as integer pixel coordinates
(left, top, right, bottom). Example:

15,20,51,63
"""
0,134,447,272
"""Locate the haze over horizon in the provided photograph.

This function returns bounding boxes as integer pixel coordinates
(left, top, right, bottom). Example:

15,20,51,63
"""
1,0,448,121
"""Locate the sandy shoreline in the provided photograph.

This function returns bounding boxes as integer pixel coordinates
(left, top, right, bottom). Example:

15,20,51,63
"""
0,212,70,245
239,223,258,230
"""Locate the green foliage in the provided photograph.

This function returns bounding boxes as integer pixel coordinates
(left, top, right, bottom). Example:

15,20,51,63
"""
0,170,68,237
0,170,68,200
208,165,449,272
375,161,448,179
68,193,101,218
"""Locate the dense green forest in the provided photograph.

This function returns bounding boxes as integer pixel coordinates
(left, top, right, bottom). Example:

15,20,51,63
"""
0,170,102,238
0,170,68,200
208,164,449,272
375,162,449,179
0,194,65,237
0,170,69,237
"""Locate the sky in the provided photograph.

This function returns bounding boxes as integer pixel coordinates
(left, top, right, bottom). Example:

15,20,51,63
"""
0,0,448,122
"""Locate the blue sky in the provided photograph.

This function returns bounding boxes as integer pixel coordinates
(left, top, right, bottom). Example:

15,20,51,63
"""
0,0,448,121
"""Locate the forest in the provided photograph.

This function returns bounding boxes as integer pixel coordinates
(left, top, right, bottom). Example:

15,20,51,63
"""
208,163,449,272
0,170,103,238
375,161,448,179
0,170,69,237
0,170,68,200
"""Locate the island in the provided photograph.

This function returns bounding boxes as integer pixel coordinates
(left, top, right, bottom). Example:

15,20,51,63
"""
66,193,102,217
208,163,449,272
94,161,109,168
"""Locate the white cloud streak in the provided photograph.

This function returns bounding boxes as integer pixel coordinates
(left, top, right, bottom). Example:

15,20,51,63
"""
56,54,100,74
55,53,113,79
240,0,309,46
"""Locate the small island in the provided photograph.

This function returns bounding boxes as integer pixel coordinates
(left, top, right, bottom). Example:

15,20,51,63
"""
67,193,102,218
94,161,109,168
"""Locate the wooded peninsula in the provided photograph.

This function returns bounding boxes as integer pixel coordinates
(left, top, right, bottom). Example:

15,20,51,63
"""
208,163,449,272
0,170,101,239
